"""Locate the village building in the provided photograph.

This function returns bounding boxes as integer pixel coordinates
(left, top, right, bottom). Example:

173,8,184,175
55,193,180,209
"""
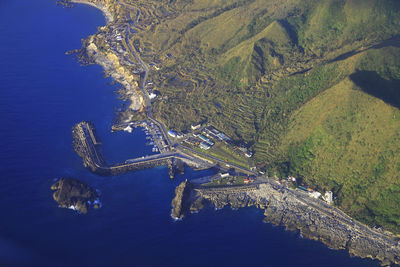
168,130,177,138
309,191,322,199
199,142,211,150
191,123,201,130
323,191,333,204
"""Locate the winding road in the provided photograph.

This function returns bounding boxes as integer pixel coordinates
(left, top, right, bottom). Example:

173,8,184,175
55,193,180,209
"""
116,0,173,147
113,0,253,173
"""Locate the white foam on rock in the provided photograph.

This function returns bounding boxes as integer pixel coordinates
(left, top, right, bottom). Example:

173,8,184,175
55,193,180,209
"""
123,126,133,133
170,208,183,221
93,198,102,208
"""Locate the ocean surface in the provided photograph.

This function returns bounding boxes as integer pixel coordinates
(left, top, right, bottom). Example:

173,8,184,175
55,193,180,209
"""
0,1,380,266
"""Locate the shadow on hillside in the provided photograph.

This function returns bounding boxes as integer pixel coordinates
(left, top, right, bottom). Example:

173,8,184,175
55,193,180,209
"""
330,36,400,63
350,71,400,108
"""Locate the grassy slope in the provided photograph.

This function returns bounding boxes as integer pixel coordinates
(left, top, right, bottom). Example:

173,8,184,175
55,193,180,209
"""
281,47,400,232
123,0,400,232
286,0,400,55
147,0,400,136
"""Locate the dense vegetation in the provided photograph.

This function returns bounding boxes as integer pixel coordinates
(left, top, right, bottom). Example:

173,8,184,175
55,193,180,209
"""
122,0,400,232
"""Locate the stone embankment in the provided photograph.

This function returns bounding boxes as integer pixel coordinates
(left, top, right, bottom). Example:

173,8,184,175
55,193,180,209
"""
172,180,400,266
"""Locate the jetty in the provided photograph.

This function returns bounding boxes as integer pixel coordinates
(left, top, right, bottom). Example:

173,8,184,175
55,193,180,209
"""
73,121,213,176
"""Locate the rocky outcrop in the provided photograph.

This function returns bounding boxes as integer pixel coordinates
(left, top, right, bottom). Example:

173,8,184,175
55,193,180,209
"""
174,180,400,266
67,0,144,123
83,36,143,114
171,181,195,219
51,178,100,214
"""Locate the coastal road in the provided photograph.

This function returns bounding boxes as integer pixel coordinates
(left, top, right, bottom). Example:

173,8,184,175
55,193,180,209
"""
120,151,192,166
116,0,150,104
114,0,254,171
116,0,173,148
177,144,256,176
268,178,395,242
113,151,211,172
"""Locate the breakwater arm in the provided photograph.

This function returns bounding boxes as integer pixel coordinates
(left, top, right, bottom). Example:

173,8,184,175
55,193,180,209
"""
72,121,213,176
73,121,110,174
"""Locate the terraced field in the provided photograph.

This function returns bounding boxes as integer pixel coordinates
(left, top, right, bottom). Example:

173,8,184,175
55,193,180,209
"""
84,0,400,233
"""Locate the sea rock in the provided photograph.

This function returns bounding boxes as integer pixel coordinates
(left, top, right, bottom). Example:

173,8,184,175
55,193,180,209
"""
171,181,193,219
51,178,99,214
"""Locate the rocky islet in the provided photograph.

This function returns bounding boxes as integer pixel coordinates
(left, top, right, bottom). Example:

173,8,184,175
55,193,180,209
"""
51,177,101,214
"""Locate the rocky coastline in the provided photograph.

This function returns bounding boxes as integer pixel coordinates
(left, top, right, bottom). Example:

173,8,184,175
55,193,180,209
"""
51,178,101,214
172,179,400,266
66,0,144,123
64,1,400,265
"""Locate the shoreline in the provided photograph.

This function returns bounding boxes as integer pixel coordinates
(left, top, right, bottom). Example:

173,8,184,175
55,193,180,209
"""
69,0,144,121
171,179,400,266
63,1,400,265
71,0,114,23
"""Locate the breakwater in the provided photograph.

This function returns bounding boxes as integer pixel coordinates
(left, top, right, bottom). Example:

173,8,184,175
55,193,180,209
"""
72,121,212,176
172,180,400,266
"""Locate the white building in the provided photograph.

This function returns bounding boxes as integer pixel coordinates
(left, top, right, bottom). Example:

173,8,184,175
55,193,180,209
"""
309,191,321,199
323,191,333,204
199,142,211,150
191,123,201,130
168,131,177,138
245,152,253,158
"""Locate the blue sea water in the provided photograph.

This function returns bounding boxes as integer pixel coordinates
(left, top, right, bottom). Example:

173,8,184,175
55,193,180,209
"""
0,1,380,266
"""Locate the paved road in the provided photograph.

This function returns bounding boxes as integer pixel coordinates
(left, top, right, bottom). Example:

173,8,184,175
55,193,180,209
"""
114,0,252,173
114,150,210,170
177,144,256,176
116,0,173,147
118,151,196,166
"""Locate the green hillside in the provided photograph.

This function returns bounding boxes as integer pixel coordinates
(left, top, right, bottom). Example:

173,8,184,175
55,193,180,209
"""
121,0,400,232
279,47,400,232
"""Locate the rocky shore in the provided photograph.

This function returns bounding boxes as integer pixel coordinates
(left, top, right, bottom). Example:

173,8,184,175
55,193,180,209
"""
172,180,400,266
51,178,101,214
84,36,143,112
66,0,144,123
